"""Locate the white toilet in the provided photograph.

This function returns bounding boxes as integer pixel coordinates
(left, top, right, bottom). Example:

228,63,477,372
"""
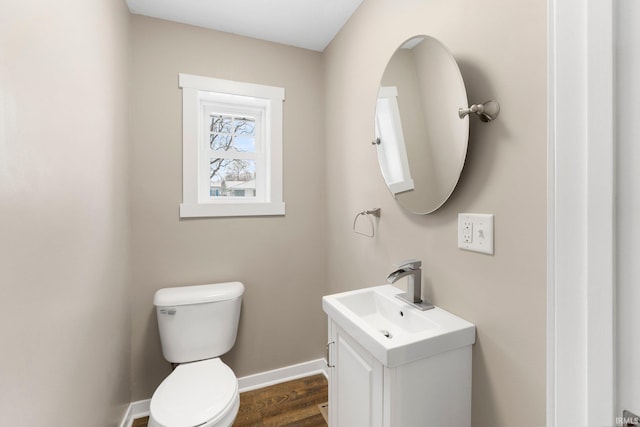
148,281,245,427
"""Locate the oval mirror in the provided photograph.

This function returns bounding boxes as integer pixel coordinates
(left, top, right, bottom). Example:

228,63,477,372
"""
374,35,469,214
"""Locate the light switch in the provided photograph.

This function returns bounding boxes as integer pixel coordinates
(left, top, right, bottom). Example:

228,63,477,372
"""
458,213,494,255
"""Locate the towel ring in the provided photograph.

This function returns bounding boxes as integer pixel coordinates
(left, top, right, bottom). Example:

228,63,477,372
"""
353,208,381,238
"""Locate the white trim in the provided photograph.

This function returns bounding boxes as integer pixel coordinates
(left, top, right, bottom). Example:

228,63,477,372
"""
546,4,557,422
180,201,285,218
585,1,615,423
179,73,285,101
199,103,266,203
547,1,588,419
179,73,285,218
548,0,615,426
118,403,133,427
375,86,415,195
119,359,329,426
182,86,199,208
119,400,151,427
238,358,329,392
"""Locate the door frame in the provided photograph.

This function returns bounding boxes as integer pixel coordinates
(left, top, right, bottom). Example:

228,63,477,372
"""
547,0,615,425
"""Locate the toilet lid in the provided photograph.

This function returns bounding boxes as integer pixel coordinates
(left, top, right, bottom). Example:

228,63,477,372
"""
150,358,238,427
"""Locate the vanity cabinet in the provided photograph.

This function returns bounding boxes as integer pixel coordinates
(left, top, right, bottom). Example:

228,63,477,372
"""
327,319,472,427
328,320,384,427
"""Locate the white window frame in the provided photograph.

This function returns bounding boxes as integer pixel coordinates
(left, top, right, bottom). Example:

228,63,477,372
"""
179,73,285,217
375,86,415,195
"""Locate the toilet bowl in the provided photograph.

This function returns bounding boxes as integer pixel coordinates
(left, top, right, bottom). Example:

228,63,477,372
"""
148,282,245,427
148,358,240,427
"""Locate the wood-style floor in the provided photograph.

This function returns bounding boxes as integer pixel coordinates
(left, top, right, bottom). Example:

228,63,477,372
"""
132,374,328,427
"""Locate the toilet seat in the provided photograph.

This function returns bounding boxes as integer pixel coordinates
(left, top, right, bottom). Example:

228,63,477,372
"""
149,358,239,427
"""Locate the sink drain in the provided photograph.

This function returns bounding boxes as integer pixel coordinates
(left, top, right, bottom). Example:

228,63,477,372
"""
380,330,392,339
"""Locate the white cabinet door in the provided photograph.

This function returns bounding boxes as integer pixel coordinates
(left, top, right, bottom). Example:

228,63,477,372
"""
328,320,383,427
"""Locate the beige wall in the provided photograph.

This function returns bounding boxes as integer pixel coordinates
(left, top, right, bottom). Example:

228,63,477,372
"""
324,1,547,426
0,2,546,423
0,0,131,426
129,16,327,400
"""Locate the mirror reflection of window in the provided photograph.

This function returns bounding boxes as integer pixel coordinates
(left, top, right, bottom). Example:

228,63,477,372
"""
375,86,415,195
374,36,469,214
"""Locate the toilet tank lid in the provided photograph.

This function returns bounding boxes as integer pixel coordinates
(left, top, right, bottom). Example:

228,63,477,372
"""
154,282,245,307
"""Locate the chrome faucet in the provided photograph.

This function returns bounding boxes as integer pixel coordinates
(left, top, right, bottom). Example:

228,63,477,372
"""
386,259,434,311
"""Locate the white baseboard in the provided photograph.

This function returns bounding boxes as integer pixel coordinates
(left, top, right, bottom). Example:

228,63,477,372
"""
119,399,151,427
238,358,328,392
118,403,132,427
119,358,329,426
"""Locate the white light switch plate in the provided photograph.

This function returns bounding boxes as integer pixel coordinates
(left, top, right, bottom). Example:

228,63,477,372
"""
458,213,494,255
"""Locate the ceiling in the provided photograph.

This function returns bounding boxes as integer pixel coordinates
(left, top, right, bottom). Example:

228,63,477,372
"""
125,0,364,52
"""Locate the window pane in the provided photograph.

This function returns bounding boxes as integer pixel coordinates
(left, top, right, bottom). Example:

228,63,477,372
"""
234,117,255,136
210,133,233,151
210,158,256,198
233,135,256,153
209,115,256,153
210,114,232,133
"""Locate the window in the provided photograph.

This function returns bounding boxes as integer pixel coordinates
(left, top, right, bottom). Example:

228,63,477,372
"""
179,73,285,217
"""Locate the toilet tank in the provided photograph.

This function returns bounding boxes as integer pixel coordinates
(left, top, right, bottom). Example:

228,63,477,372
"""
154,282,244,364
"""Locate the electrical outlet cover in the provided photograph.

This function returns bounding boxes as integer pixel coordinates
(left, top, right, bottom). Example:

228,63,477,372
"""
458,213,494,255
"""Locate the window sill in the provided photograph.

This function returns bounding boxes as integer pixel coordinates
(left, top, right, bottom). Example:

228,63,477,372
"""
179,202,285,218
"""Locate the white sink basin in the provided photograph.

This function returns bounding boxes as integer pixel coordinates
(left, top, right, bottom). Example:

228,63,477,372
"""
322,285,475,367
